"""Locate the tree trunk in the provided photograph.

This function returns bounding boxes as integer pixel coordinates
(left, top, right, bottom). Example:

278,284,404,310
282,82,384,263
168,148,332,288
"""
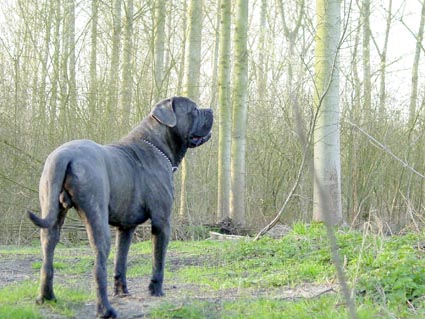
378,0,392,114
313,0,343,226
179,0,203,219
257,0,266,104
154,0,166,98
408,0,425,130
49,0,61,135
67,0,77,114
362,0,372,118
39,0,54,122
209,0,221,109
120,0,134,128
182,0,202,99
216,0,232,222
89,0,98,123
59,0,77,135
177,1,188,95
229,0,248,228
106,0,122,138
406,0,425,217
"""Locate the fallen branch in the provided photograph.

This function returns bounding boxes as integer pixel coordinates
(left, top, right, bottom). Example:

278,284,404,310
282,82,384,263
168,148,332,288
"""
208,231,250,241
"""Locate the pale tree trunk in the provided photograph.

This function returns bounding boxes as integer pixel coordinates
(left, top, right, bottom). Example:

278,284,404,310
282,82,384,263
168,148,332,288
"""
230,0,248,228
57,0,76,136
177,1,188,95
406,0,425,213
216,0,232,222
315,5,357,318
179,0,203,219
257,0,266,104
209,0,221,108
374,0,392,114
39,0,54,121
154,0,166,98
313,0,343,226
89,0,98,123
60,11,69,131
182,0,202,99
106,0,122,137
59,0,77,135
362,0,372,118
66,0,77,113
120,0,134,128
49,0,61,134
408,0,425,130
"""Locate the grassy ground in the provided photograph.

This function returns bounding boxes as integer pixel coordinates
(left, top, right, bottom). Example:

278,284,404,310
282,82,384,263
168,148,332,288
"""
0,223,424,318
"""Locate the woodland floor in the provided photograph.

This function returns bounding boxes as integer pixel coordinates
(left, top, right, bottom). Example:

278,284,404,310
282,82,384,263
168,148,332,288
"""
0,243,336,319
3,224,423,319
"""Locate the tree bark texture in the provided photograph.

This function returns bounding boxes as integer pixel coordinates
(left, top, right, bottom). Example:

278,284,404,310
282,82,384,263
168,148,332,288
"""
313,0,343,226
230,0,248,228
216,0,232,222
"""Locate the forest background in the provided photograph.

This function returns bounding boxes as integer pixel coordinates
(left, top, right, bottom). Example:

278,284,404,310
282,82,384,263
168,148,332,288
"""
0,0,424,244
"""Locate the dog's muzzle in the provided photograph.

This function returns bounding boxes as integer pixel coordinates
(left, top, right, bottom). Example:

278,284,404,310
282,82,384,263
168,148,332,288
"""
188,109,213,148
188,132,212,148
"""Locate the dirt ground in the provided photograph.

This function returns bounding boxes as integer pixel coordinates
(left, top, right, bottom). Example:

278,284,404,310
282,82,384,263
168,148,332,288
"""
0,246,336,318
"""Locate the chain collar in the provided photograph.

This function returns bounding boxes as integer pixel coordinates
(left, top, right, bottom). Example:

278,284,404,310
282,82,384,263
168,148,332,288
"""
141,139,178,173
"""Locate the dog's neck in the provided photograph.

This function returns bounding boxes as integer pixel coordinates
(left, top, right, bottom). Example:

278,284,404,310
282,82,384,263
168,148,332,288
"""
140,139,178,172
121,116,188,170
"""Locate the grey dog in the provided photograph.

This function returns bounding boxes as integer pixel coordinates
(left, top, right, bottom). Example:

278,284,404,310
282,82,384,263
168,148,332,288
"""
28,96,213,318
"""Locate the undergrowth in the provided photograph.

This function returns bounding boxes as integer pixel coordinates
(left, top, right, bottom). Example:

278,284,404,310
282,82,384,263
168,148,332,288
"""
164,222,425,318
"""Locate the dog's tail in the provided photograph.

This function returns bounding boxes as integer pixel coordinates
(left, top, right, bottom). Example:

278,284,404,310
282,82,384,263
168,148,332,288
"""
28,151,71,229
27,210,53,228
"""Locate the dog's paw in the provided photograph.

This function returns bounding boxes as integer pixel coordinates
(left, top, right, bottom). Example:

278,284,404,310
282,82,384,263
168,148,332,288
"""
97,307,118,318
148,281,165,297
113,277,130,298
113,285,130,298
113,291,131,298
35,294,57,305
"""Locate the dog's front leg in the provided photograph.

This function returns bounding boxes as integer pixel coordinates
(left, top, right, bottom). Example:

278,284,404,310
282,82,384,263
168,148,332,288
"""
113,227,135,296
149,218,170,296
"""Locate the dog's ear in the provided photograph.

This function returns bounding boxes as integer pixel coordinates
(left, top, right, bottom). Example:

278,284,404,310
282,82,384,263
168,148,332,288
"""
151,98,177,127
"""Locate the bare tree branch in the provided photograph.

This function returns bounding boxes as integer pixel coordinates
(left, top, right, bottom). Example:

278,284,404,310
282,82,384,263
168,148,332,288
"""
346,120,425,180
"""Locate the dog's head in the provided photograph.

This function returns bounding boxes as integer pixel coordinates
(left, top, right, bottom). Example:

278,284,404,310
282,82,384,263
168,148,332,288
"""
152,96,213,148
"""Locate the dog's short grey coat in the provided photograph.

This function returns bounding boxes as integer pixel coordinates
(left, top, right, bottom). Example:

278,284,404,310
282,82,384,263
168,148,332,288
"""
28,96,213,318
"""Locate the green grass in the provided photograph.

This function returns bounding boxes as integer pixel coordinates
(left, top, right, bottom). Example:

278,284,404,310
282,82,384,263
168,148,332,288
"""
151,223,425,318
0,281,42,319
149,296,385,319
0,280,93,319
0,245,40,255
31,256,94,275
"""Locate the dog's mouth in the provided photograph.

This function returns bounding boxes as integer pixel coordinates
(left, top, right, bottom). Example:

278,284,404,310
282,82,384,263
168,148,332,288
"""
188,131,212,148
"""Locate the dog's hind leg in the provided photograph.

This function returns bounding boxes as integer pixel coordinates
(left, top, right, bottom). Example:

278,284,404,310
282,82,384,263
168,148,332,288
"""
37,209,67,304
113,227,135,297
83,209,117,318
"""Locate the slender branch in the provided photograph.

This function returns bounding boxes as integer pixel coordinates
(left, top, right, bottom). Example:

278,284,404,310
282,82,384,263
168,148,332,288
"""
346,120,425,179
0,171,38,193
2,140,43,164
